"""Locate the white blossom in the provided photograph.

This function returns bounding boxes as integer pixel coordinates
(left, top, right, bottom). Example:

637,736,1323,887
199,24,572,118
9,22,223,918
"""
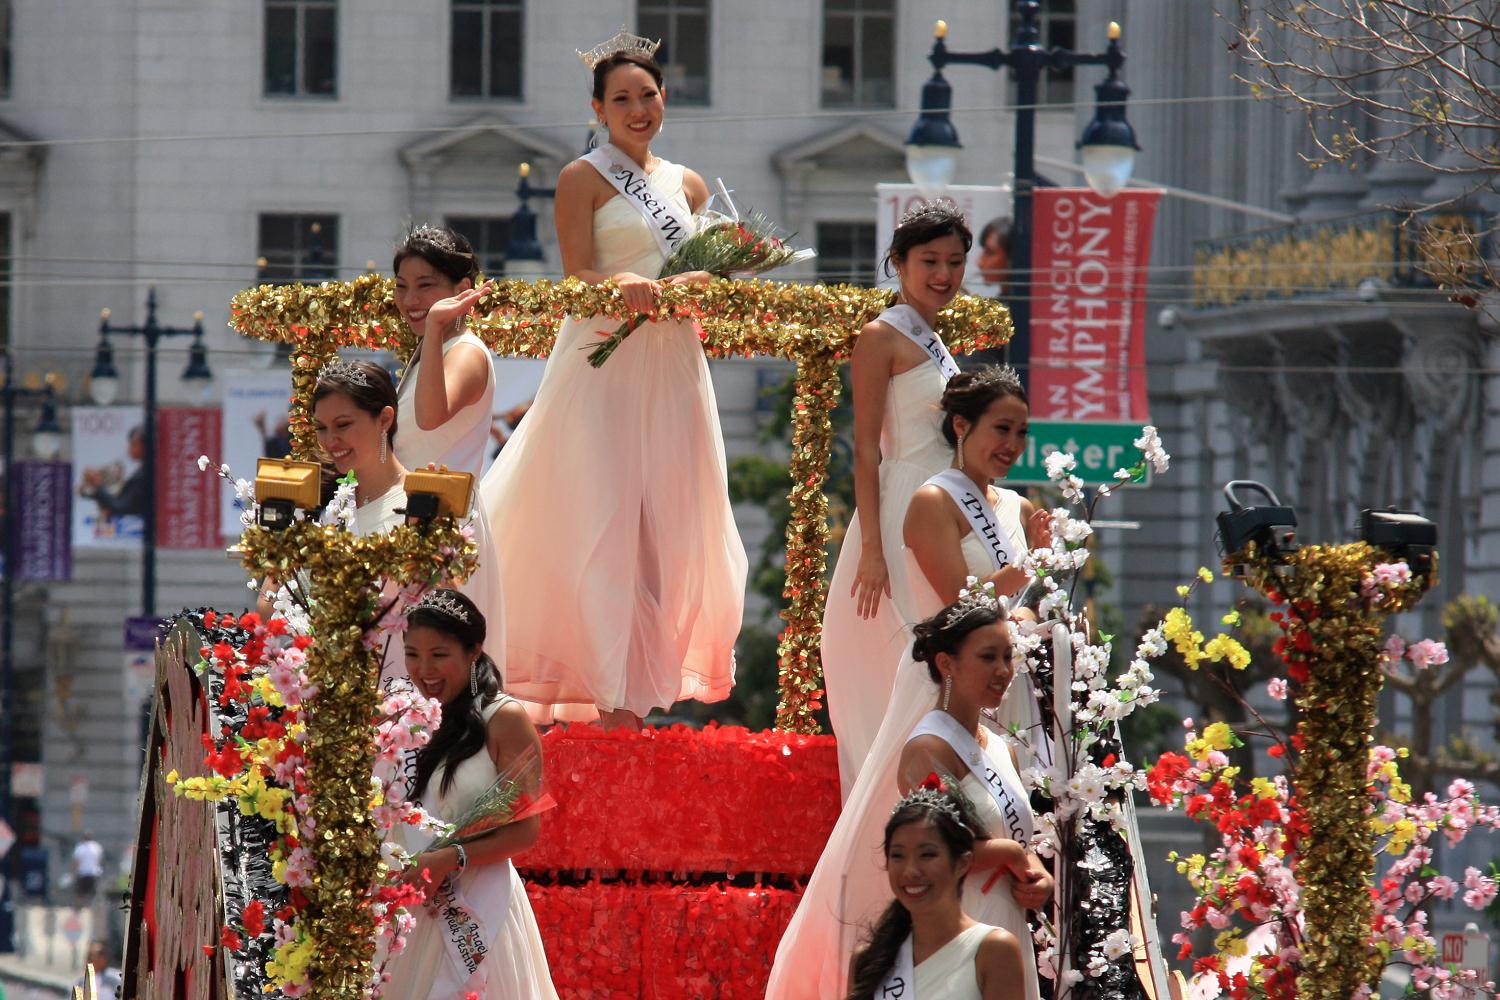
1134,425,1170,474
196,454,211,471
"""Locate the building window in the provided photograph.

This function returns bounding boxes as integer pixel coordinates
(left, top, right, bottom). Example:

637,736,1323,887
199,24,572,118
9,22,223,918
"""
639,0,710,105
0,1,13,99
821,0,894,108
257,214,339,284
446,216,512,277
815,221,877,286
264,0,338,98
451,0,524,100
1011,0,1075,106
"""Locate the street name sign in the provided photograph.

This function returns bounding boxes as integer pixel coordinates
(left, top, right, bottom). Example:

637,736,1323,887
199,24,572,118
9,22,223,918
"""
1004,420,1149,486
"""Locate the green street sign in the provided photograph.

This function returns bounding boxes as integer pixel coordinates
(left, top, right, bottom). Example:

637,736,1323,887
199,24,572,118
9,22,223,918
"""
1004,420,1149,486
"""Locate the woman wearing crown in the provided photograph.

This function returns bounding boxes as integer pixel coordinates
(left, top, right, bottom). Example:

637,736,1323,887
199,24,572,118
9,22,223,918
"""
389,226,505,665
478,31,747,730
768,365,1049,1000
823,202,976,800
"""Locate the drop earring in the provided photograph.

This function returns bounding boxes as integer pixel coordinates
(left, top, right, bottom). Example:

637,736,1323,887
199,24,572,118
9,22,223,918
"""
469,660,480,698
942,674,952,712
379,435,388,464
956,431,966,472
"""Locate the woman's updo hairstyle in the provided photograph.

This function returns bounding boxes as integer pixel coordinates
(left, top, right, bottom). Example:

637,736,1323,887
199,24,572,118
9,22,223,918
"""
911,595,1008,683
881,201,974,279
313,360,399,446
938,364,1027,447
844,786,980,1000
406,589,504,799
591,52,665,101
393,225,479,285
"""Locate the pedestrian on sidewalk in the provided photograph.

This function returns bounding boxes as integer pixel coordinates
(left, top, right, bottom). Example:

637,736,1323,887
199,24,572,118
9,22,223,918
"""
70,836,102,906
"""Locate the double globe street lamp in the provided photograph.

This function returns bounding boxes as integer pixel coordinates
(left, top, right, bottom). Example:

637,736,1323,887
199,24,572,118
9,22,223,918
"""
88,287,213,618
905,2,1140,377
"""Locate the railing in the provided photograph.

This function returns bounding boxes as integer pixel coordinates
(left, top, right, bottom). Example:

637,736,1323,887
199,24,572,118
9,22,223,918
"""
1191,209,1488,309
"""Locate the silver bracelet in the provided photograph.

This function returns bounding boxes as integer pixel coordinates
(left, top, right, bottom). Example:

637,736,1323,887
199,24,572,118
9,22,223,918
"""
453,843,468,875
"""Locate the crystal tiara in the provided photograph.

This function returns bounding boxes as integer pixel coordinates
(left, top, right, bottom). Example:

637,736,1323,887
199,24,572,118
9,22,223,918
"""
939,577,1006,629
317,358,373,390
577,28,661,72
899,200,968,230
893,778,968,829
406,590,471,624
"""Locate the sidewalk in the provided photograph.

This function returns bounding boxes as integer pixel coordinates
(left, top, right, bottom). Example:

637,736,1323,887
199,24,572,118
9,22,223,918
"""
0,903,99,998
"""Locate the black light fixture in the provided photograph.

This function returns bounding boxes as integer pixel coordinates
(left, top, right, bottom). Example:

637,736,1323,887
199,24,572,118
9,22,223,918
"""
1216,480,1299,573
30,396,62,461
904,23,963,198
181,313,213,388
1076,25,1140,198
1360,507,1437,576
89,316,120,406
507,162,557,266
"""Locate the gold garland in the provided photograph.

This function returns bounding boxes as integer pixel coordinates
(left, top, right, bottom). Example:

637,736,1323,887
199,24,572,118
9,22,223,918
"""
237,518,477,997
230,276,1013,732
1233,541,1434,999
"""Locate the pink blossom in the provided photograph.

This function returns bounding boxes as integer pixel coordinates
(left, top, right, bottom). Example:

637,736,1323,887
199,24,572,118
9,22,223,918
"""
1427,875,1459,900
1266,677,1288,700
1406,639,1449,670
1383,634,1407,662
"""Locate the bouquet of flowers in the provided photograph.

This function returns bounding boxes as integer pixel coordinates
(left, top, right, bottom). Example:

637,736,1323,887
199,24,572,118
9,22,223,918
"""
585,209,815,367
422,743,556,854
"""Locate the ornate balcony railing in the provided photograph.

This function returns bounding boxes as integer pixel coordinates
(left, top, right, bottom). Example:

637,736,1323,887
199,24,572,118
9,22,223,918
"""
1191,209,1488,309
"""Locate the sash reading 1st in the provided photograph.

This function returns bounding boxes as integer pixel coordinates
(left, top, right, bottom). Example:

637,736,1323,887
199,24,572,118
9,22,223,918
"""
878,304,961,383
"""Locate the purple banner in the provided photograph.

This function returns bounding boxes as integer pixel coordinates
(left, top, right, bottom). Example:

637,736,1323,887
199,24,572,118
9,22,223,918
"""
14,460,71,581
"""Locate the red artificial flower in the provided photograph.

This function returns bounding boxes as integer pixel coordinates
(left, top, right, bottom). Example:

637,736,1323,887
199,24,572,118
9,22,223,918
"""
202,740,245,779
1101,753,1118,768
220,926,242,951
1267,744,1285,759
203,611,218,628
919,772,945,793
293,635,314,651
241,899,266,938
239,612,262,630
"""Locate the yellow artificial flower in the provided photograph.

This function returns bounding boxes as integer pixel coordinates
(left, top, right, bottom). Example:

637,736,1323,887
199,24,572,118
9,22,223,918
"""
1387,818,1418,854
1221,610,1242,627
1176,584,1191,598
1204,634,1252,670
1202,721,1236,751
1251,777,1279,800
1215,930,1248,957
1390,780,1412,804
1163,607,1206,669
1198,566,1215,583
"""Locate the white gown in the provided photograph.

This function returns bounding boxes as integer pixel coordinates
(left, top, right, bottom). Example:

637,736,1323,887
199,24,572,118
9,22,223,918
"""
766,485,1041,1000
821,356,950,799
394,331,506,665
382,696,558,1000
917,923,1003,1000
477,159,748,723
355,481,412,686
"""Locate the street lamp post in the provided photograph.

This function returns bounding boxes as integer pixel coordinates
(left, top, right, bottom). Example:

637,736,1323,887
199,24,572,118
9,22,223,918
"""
89,288,212,619
905,3,1139,381
506,162,557,268
0,352,62,951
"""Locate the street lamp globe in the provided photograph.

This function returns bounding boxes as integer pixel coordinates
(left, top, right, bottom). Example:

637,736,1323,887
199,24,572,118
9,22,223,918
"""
905,67,962,199
31,399,62,460
89,335,120,406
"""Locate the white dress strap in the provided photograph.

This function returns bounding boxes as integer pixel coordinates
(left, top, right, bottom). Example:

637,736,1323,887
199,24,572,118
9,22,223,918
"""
879,304,960,383
924,470,1018,573
907,711,1032,845
581,144,695,259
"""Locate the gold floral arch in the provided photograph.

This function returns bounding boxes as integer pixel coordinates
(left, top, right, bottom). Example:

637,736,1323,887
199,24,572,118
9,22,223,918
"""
229,275,1012,731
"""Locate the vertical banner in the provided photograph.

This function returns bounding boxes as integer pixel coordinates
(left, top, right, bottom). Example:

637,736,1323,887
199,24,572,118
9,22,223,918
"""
156,408,222,549
220,371,293,537
71,406,146,548
13,460,71,580
876,183,1013,298
1030,188,1160,421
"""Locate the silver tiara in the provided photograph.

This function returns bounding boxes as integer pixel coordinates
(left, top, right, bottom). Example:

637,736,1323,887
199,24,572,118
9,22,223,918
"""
318,358,372,389
899,200,968,230
940,577,1007,629
407,590,471,624
576,27,661,71
893,783,968,829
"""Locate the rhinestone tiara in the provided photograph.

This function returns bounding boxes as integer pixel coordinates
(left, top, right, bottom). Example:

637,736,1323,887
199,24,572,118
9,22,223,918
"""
317,358,373,390
899,200,968,230
940,577,1007,629
576,27,661,72
893,782,968,829
406,590,471,624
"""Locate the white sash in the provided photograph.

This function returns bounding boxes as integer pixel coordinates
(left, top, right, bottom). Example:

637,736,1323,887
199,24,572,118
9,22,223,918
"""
879,304,960,383
428,860,516,997
908,711,1033,846
926,469,1019,574
581,144,694,260
875,936,915,999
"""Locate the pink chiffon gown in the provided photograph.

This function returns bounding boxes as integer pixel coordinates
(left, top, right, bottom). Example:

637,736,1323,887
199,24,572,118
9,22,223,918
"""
477,159,748,723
